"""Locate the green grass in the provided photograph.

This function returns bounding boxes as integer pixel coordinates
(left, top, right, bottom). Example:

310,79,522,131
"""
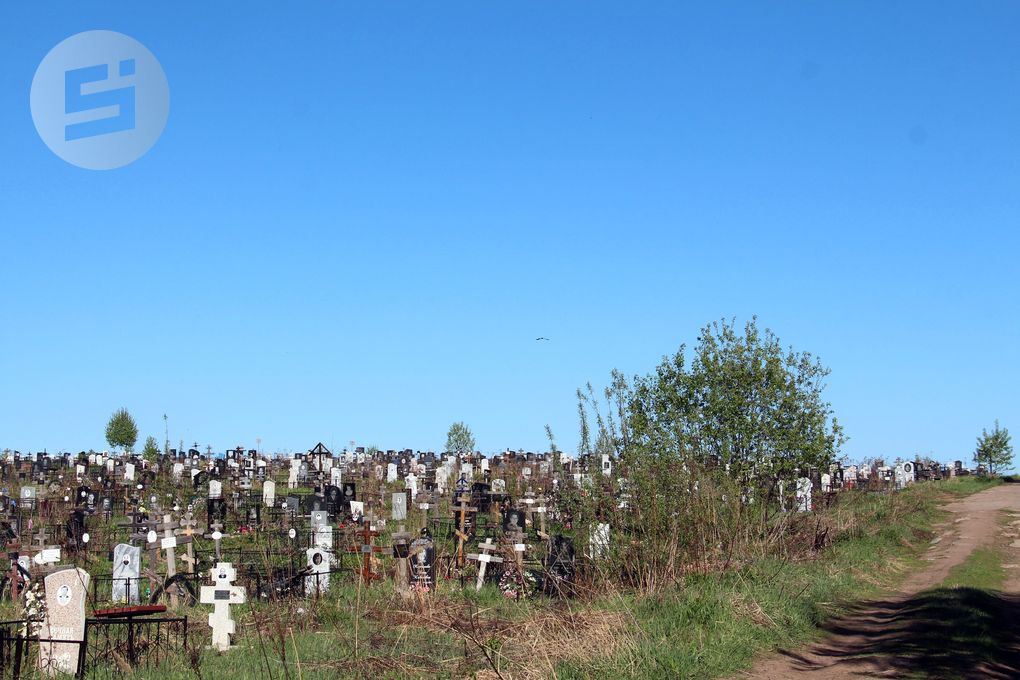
556,478,995,680
936,475,1002,497
942,546,1007,591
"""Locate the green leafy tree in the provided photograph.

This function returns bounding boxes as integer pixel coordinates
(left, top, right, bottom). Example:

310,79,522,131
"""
105,408,138,452
572,318,846,587
974,420,1013,475
445,422,476,453
624,317,844,490
142,436,160,463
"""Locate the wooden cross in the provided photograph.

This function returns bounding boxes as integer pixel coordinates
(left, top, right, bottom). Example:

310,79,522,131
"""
534,497,549,539
506,531,528,569
6,541,23,601
347,517,385,583
454,495,477,568
179,512,198,574
522,495,536,527
466,538,503,591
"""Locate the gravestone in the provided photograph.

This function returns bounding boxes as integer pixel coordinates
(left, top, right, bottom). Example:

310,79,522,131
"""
349,501,364,523
545,534,576,595
409,529,436,591
123,463,135,482
795,477,812,512
305,547,331,596
263,480,276,507
39,567,90,676
342,482,357,503
502,507,526,534
209,480,223,499
207,498,226,533
588,523,610,560
112,543,141,604
199,562,246,651
391,492,407,521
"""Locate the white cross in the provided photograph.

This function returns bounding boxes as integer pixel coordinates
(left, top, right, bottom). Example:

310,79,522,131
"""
199,562,246,651
465,539,503,591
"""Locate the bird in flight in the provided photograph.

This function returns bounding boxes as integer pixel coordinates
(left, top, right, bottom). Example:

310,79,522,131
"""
536,337,550,341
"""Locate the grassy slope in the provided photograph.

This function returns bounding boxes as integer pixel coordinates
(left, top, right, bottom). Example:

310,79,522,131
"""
557,476,1002,680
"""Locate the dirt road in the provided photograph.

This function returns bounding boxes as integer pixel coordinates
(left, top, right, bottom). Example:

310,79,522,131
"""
744,483,1020,680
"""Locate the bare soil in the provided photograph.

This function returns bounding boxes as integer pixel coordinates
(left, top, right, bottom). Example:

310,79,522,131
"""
743,483,1020,680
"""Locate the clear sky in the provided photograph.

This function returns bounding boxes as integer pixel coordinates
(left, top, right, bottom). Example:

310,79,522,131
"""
1,3,1017,463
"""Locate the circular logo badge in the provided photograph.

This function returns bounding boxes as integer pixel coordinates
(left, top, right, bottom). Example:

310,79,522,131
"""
30,30,169,170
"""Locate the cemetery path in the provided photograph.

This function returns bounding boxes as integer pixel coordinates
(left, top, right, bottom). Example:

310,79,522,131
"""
743,483,1020,680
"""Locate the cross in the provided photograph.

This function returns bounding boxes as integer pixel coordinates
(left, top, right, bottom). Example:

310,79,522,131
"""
179,512,198,574
158,514,192,607
534,497,549,539
466,538,503,591
141,515,161,583
199,562,246,651
453,495,477,568
521,495,536,527
347,516,385,583
6,540,23,602
209,522,224,561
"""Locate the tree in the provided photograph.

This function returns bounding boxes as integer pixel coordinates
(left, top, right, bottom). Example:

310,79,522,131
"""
105,408,138,452
446,422,476,453
142,436,160,463
974,421,1012,475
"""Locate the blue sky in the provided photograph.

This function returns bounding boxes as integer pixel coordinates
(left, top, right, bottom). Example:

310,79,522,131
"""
1,3,1017,463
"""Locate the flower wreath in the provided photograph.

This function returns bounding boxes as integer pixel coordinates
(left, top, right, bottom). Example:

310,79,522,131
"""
498,567,536,600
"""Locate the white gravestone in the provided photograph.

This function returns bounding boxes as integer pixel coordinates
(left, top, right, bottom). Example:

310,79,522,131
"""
199,562,246,651
820,473,831,493
349,501,364,523
262,480,276,508
288,459,300,489
123,463,135,481
386,463,398,483
391,492,407,521
39,567,90,676
405,473,418,501
305,547,332,595
330,467,342,487
112,543,141,604
796,477,812,512
209,480,222,499
588,523,610,560
172,463,184,481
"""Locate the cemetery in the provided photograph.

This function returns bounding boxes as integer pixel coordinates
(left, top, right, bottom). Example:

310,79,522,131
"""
0,438,991,678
